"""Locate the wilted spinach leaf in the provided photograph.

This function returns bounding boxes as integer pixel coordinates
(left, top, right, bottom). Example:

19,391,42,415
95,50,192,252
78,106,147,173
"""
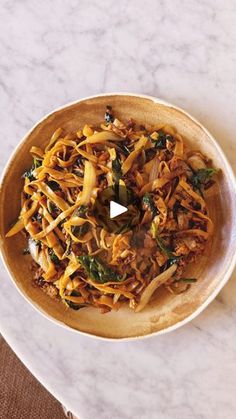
47,180,60,191
72,205,89,239
48,249,60,265
190,168,218,195
142,193,157,217
78,255,125,283
117,144,130,157
151,223,180,266
151,130,173,150
64,291,86,311
22,158,42,181
112,154,122,184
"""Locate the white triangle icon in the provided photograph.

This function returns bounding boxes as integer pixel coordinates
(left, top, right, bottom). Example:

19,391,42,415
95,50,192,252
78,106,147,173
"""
110,200,128,219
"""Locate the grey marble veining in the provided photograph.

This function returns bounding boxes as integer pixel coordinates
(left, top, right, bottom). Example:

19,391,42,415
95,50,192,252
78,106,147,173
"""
1,1,236,418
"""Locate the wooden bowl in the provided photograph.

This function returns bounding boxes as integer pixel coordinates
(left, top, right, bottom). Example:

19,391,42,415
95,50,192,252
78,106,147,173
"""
1,93,236,340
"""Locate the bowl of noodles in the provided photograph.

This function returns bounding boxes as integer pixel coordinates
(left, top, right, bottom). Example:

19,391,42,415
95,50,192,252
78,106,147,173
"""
1,93,236,340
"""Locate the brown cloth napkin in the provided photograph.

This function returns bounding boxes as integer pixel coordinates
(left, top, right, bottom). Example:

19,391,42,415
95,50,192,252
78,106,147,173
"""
0,335,67,419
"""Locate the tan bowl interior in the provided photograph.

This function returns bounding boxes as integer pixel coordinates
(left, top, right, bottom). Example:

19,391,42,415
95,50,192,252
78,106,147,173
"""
1,94,236,339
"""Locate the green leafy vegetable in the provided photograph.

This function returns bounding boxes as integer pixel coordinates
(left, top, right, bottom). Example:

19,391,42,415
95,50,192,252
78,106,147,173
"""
78,255,125,283
105,105,114,123
156,236,178,262
23,167,35,181
65,300,85,310
142,194,157,217
117,144,130,157
72,223,89,238
112,154,122,184
151,130,173,150
48,249,60,265
115,221,132,234
173,200,188,220
48,201,59,215
151,222,180,265
75,205,88,217
190,168,218,195
47,180,60,191
145,148,157,162
23,158,42,181
72,205,89,238
64,291,86,311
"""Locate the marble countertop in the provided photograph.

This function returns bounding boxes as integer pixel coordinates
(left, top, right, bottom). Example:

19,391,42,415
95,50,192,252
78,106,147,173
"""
1,1,236,418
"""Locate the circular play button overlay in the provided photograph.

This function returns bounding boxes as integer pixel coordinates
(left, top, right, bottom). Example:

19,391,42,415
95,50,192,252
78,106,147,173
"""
93,185,141,233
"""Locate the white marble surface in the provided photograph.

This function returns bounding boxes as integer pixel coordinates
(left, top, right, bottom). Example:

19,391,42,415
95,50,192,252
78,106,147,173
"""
1,1,236,418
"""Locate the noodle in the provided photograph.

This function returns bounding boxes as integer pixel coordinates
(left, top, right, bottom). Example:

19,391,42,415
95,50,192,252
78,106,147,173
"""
6,106,219,313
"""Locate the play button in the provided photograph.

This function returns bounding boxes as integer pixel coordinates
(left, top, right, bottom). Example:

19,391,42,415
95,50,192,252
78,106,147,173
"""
110,201,128,219
93,185,141,233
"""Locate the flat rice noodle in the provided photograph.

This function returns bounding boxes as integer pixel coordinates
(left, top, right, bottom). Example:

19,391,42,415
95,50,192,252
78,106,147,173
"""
100,229,111,250
174,134,183,156
155,197,167,225
41,205,65,242
139,168,184,195
122,136,148,175
135,264,177,312
180,200,214,235
76,147,98,163
45,229,64,259
45,127,63,152
43,142,66,166
59,260,81,296
5,200,38,237
36,181,69,211
97,295,118,310
159,160,170,175
63,295,85,304
179,178,206,209
33,203,80,239
30,146,44,158
86,279,134,299
92,229,100,247
149,157,160,182
37,249,50,272
38,167,66,181
143,157,156,174
164,186,172,204
78,131,123,147
80,160,97,205
135,171,144,188
64,226,93,243
43,254,57,281
57,180,83,188
56,155,78,168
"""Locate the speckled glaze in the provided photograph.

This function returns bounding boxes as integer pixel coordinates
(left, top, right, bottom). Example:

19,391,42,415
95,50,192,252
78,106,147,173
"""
1,1,236,418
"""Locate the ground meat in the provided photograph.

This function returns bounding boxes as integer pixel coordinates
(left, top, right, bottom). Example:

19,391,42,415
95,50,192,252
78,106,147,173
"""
163,218,178,232
169,157,192,177
177,211,192,230
182,237,205,252
34,276,59,300
43,283,59,299
143,233,156,249
174,239,190,256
